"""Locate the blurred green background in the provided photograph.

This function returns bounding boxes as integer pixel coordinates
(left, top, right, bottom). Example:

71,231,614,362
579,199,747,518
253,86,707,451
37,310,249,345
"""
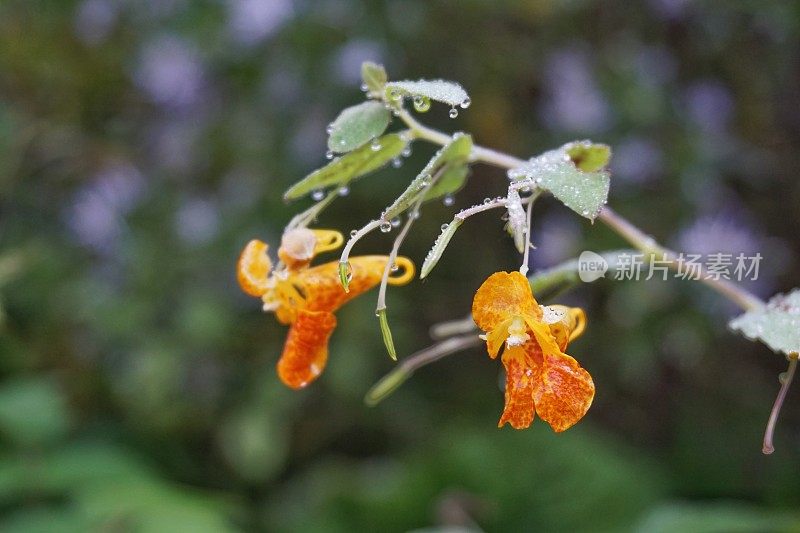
2,1,800,531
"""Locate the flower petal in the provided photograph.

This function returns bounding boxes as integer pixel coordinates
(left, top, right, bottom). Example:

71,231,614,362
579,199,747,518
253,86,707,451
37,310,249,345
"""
237,239,273,297
498,345,539,429
485,318,513,359
295,256,414,313
472,271,540,332
544,305,586,351
532,352,595,432
277,309,337,389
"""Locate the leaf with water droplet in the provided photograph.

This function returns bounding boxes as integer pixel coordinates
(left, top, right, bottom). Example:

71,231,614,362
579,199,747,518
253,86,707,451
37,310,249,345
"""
424,163,469,202
382,134,472,220
420,217,463,279
361,61,388,95
385,79,470,108
509,140,611,221
327,101,391,153
729,289,800,356
377,308,397,361
284,132,410,200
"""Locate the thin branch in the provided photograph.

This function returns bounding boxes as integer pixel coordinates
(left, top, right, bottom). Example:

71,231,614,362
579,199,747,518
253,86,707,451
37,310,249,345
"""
762,355,798,454
364,334,481,406
520,191,535,276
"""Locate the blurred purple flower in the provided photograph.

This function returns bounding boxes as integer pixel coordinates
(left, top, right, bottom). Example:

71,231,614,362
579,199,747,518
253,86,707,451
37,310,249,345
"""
683,80,735,134
134,36,206,108
73,0,118,46
175,198,220,246
611,137,664,185
67,163,145,252
648,0,691,20
678,214,762,258
332,39,385,85
530,211,581,269
226,0,293,47
540,48,612,134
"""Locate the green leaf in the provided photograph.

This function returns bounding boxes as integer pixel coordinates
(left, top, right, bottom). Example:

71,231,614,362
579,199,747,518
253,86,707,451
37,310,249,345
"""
361,62,387,94
385,79,470,107
729,289,800,356
566,141,611,172
420,218,463,279
509,140,611,221
327,101,391,153
423,163,469,201
382,133,472,220
284,132,410,200
377,309,397,361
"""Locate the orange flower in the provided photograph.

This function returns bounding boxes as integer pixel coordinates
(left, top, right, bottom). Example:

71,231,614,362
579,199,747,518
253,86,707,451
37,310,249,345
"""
472,271,594,431
237,228,415,389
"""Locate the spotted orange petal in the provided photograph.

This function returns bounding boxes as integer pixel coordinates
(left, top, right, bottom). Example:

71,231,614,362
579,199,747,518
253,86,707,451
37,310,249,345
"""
277,309,337,389
472,271,541,333
294,256,414,314
237,239,273,297
532,351,595,433
498,345,539,429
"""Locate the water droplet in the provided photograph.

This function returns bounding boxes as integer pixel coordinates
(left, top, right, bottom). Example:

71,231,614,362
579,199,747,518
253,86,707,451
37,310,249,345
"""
413,95,431,112
440,223,449,231
350,230,358,238
390,262,399,272
311,190,325,201
379,221,392,233
390,217,401,227
391,157,402,168
443,194,455,206
482,197,491,204
401,146,412,158
390,89,402,101
581,209,589,216
371,139,381,151
326,124,334,134
338,186,350,196
408,211,420,220
360,83,369,92
325,150,334,160
460,97,471,109
449,107,458,119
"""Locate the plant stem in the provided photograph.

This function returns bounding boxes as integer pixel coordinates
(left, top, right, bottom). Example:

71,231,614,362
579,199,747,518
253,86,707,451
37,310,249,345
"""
397,108,765,312
762,355,798,454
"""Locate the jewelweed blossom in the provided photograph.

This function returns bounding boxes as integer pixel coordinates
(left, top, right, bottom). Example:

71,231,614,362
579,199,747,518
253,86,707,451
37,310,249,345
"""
472,271,594,431
237,228,415,388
